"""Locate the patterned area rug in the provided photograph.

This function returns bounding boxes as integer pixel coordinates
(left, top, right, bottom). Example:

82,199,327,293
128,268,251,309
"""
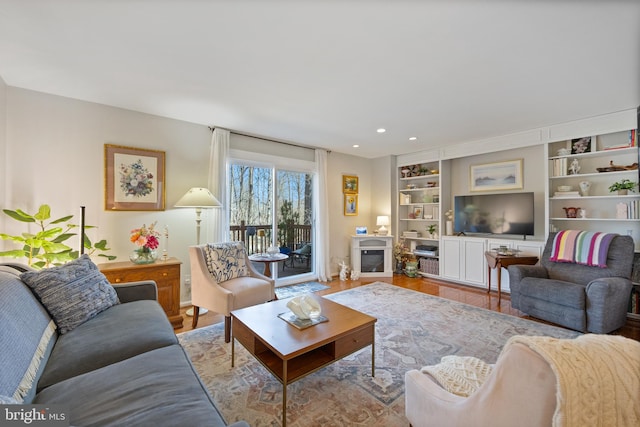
179,282,579,427
274,281,330,299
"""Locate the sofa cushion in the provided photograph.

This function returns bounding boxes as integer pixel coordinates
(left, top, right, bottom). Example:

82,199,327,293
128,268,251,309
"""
21,255,119,334
38,299,177,391
520,278,586,310
0,271,57,403
34,345,230,427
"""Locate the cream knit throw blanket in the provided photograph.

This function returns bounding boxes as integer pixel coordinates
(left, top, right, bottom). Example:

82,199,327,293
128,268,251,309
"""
503,334,640,427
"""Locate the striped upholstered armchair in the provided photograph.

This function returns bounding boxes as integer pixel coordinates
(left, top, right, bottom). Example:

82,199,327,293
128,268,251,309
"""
508,231,634,333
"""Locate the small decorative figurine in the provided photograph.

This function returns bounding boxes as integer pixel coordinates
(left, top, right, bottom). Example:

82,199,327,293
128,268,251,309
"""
339,261,349,281
569,158,580,175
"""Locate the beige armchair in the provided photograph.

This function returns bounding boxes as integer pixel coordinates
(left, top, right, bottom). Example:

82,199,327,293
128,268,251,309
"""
405,334,640,427
189,241,275,342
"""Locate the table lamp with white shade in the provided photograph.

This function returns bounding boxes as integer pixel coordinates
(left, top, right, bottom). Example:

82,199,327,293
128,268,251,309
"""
376,215,390,235
175,187,221,316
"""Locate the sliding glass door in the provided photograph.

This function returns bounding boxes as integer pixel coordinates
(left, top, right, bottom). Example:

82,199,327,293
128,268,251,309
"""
229,162,314,284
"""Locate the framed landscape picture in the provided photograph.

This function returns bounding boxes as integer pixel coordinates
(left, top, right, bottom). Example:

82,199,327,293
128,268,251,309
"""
470,159,523,192
104,144,166,211
342,175,358,193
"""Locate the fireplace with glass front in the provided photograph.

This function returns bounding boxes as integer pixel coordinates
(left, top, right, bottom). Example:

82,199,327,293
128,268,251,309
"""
351,235,393,277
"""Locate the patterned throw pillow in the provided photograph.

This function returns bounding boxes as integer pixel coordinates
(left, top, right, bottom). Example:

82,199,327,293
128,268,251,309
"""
204,242,249,283
21,255,119,334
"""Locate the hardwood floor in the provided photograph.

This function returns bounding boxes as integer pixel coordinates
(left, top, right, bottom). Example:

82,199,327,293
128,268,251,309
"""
175,274,640,341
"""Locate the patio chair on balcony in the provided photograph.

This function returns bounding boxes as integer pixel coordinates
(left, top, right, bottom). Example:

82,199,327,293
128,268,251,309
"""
283,242,312,269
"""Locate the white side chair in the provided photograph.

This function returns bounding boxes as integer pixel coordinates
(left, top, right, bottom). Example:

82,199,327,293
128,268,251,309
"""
405,334,640,427
189,241,275,342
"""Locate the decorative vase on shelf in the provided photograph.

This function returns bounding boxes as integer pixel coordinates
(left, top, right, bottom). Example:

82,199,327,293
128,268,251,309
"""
579,181,591,196
446,220,453,236
130,249,158,264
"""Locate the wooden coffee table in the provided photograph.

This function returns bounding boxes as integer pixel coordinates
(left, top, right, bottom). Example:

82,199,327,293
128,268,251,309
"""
231,295,377,427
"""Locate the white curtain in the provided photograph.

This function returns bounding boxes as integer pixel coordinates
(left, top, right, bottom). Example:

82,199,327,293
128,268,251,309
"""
314,149,331,281
207,128,229,243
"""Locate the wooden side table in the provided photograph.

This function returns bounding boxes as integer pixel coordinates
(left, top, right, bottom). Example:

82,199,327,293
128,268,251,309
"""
248,253,288,277
484,251,539,304
99,257,183,328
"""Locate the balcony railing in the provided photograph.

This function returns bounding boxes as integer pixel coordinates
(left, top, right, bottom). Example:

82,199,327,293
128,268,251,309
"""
229,220,311,255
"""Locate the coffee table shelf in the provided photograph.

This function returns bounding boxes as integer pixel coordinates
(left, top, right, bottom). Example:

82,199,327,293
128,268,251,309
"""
255,344,335,382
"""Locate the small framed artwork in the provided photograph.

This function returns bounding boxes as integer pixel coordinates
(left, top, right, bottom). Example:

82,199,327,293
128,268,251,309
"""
344,194,358,216
355,226,368,235
342,175,359,193
105,144,166,211
571,137,592,154
413,206,423,219
470,159,523,192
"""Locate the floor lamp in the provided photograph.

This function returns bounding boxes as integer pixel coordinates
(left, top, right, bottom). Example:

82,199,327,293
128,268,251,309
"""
175,187,221,317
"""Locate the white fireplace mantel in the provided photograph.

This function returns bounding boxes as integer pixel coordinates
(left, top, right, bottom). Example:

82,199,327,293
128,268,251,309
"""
351,235,394,277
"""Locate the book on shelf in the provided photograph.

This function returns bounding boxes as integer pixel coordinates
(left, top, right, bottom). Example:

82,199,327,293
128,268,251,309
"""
551,158,568,177
278,311,328,330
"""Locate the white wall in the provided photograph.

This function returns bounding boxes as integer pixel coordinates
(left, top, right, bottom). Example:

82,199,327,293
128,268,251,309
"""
322,153,395,276
2,87,211,303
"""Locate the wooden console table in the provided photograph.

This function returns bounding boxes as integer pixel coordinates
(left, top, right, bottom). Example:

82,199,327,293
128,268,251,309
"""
484,251,539,305
99,257,183,328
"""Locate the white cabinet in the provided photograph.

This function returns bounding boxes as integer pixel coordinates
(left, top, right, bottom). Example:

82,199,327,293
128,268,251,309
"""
443,236,545,292
441,236,486,287
547,131,639,250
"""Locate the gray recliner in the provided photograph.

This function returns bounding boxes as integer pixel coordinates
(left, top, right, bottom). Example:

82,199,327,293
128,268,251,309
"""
508,232,634,334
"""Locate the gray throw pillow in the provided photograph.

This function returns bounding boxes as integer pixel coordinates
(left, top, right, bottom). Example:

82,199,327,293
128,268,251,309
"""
21,255,119,334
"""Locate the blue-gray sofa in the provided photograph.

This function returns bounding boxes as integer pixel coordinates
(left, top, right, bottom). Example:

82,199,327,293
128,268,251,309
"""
0,258,248,427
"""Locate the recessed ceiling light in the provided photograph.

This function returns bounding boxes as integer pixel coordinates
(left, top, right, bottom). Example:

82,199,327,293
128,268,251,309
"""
376,128,386,133
353,144,360,148
409,137,417,141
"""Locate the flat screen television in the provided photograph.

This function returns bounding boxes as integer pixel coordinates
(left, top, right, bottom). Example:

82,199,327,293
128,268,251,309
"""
454,192,535,236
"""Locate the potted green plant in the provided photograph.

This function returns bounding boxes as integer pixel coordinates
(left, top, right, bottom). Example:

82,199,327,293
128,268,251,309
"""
426,224,437,239
608,179,638,195
0,204,115,269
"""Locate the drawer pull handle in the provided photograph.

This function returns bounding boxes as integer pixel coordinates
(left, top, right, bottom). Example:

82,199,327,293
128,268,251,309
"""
115,279,122,283
162,273,168,276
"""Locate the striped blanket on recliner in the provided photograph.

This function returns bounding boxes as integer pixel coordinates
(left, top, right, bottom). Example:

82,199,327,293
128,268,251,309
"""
549,230,617,268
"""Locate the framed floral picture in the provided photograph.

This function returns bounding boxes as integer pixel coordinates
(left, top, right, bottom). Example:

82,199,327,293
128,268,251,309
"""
344,194,358,216
104,144,166,211
342,175,358,193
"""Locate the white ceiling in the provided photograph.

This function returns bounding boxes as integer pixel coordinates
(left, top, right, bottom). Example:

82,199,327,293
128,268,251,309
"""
0,1,638,158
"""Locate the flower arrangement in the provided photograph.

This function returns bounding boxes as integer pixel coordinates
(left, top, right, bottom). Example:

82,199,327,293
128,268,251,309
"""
445,209,453,221
393,239,408,262
130,221,160,253
120,159,155,198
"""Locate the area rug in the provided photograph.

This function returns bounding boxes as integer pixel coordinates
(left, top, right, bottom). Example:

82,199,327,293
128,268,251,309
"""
179,282,579,427
274,281,330,299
